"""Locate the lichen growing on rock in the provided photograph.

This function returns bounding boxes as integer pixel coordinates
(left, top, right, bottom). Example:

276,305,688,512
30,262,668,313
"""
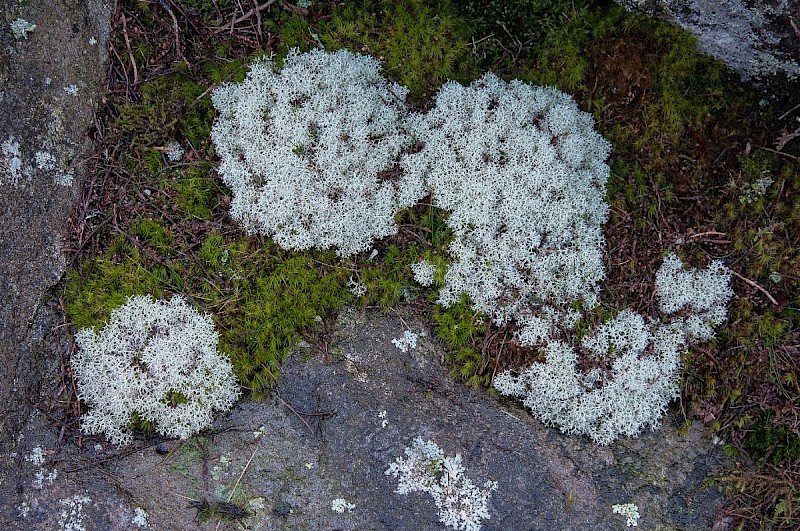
72,295,240,445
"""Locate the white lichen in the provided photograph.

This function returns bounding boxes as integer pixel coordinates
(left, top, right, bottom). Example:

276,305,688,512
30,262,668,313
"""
1,135,25,187
63,85,79,96
54,173,74,187
132,507,148,528
331,498,356,513
655,252,734,341
165,141,184,162
16,501,30,518
411,260,437,287
58,495,92,531
386,437,497,531
391,330,419,353
739,174,773,204
25,446,57,489
10,18,36,40
403,73,610,327
72,295,240,446
35,151,56,170
211,49,425,256
612,502,640,527
494,255,732,445
347,276,367,297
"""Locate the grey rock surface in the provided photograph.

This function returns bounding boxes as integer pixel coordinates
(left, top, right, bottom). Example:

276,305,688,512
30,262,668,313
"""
0,0,112,526
615,0,800,80
5,308,728,530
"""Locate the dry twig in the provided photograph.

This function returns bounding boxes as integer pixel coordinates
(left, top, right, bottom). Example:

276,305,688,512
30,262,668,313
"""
731,269,778,306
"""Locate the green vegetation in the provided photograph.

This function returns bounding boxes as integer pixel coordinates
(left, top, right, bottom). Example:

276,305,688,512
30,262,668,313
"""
743,415,800,466
214,243,351,398
433,295,489,387
270,0,474,99
171,165,219,220
64,1,800,527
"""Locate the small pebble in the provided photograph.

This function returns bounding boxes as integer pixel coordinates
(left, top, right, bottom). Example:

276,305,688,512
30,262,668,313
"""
155,442,169,455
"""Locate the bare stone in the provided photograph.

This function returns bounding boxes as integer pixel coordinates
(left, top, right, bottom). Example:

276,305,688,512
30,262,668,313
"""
0,0,111,527
615,0,800,80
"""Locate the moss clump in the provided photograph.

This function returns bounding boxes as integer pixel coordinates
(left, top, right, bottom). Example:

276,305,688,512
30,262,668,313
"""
130,218,176,256
271,0,474,99
190,499,251,522
65,237,173,330
212,241,352,398
358,244,419,310
171,165,218,220
110,72,217,160
743,415,800,466
433,294,490,387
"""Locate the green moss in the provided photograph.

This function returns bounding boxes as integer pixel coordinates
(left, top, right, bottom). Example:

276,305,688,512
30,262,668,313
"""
111,73,217,160
215,243,351,398
272,0,474,99
112,78,180,152
130,218,176,256
359,244,418,309
191,499,251,522
743,415,800,466
144,148,166,176
130,1,155,28
65,237,171,330
171,165,218,220
127,411,156,438
520,2,622,92
198,232,227,270
203,57,247,85
433,294,490,387
182,0,232,21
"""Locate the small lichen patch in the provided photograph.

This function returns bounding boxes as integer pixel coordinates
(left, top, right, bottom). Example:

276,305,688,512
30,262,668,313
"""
25,446,58,489
35,151,56,170
248,497,266,510
391,330,418,353
54,172,74,187
1,135,24,187
386,437,497,531
165,140,184,161
132,507,148,528
612,502,640,527
347,276,367,297
10,18,36,40
16,501,30,518
331,498,355,513
411,260,437,287
58,495,92,531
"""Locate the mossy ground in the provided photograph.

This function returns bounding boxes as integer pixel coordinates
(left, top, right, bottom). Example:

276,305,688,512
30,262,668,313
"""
62,0,799,527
